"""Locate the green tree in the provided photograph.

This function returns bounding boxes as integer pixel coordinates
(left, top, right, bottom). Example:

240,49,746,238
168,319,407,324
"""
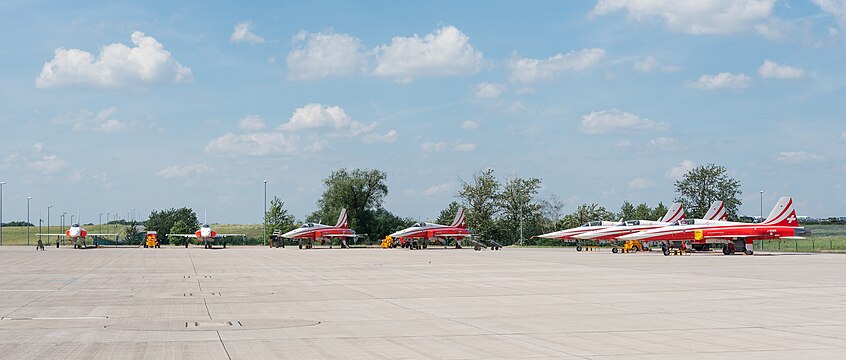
122,221,141,245
436,201,462,225
674,164,742,220
538,194,565,234
315,168,389,234
560,203,616,229
617,201,636,220
458,169,500,241
633,203,653,220
146,208,198,245
498,176,543,243
370,208,415,241
265,196,297,235
650,202,668,221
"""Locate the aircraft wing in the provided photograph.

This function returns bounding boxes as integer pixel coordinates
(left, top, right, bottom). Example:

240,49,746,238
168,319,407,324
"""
167,234,198,238
35,233,67,237
214,234,246,238
704,234,806,240
323,234,368,238
434,233,473,238
87,233,118,237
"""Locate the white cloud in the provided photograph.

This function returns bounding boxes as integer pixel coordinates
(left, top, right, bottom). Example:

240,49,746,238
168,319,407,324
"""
775,151,824,163
633,56,680,72
616,139,633,148
687,72,751,90
205,132,322,156
32,143,44,152
453,142,477,152
591,0,776,35
373,25,484,82
27,155,68,175
647,137,679,151
362,129,399,144
229,21,266,44
509,48,606,83
841,132,846,141
813,0,846,28
155,164,210,178
421,142,448,152
628,177,654,190
36,31,192,89
461,120,480,130
280,103,375,136
757,60,805,79
53,107,126,133
287,31,367,80
474,82,504,98
667,160,697,179
238,115,267,131
578,109,664,134
423,182,453,196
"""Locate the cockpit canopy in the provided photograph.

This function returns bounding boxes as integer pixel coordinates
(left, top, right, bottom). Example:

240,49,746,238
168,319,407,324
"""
412,222,424,227
202,224,210,228
625,220,640,226
582,221,603,227
300,223,314,228
677,219,696,225
71,223,80,227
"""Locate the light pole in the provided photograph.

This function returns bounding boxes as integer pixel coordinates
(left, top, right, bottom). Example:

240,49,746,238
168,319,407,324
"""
760,190,764,223
27,197,32,246
0,181,5,246
70,214,75,225
99,213,103,233
61,212,66,231
263,180,268,247
47,205,52,245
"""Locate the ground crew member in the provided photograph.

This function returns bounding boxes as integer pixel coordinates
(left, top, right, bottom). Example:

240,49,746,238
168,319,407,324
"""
36,239,45,251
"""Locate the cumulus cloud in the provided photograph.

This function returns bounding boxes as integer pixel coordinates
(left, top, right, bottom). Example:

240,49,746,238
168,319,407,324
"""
687,72,751,90
647,137,680,151
238,115,267,131
155,164,210,178
53,107,126,133
578,109,664,134
509,48,606,83
461,120,480,130
591,0,776,35
757,60,805,79
633,56,680,72
813,0,846,28
27,155,68,175
287,31,367,80
373,25,484,82
205,132,322,156
279,103,375,135
775,151,824,163
362,129,399,143
474,82,504,98
423,182,453,196
667,160,697,179
628,177,654,190
421,141,476,152
36,31,192,89
230,21,266,44
841,131,846,141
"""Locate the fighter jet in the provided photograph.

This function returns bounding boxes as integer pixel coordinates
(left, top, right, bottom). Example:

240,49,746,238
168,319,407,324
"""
573,202,687,245
618,197,808,256
281,208,365,249
167,223,245,249
37,223,118,248
387,208,494,250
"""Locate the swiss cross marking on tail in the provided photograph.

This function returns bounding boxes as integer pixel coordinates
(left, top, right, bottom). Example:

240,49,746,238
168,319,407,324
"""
787,215,796,224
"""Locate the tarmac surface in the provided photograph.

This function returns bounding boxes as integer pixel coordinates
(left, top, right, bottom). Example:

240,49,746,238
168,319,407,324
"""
1,246,845,359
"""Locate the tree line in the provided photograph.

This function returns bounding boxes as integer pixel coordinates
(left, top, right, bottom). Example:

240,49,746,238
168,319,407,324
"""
140,163,742,246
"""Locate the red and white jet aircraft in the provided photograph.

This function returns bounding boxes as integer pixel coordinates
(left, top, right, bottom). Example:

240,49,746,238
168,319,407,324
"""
619,197,807,256
167,224,245,249
533,221,620,243
388,208,494,250
37,223,118,248
573,202,728,248
281,208,364,249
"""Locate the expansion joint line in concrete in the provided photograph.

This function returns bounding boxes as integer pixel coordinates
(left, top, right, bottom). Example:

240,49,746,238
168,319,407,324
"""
216,330,232,360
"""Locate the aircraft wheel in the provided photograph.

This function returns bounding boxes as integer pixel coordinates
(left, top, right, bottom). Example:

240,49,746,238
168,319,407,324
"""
298,243,303,249
662,247,670,256
630,246,638,253
576,245,582,252
722,244,731,255
223,240,226,249
612,247,618,254
474,245,481,251
185,240,189,248
745,249,754,255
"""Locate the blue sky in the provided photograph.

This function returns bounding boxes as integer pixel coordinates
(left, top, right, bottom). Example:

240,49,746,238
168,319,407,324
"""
1,0,845,224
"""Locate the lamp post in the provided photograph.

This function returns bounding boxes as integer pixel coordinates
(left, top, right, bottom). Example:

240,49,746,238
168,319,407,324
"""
0,181,5,246
70,214,75,225
263,180,268,247
47,205,52,245
27,197,32,246
99,213,103,233
61,212,66,231
760,190,764,223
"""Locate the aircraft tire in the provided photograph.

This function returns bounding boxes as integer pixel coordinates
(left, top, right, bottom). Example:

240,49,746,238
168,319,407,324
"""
745,249,753,255
474,245,481,251
662,247,670,256
185,241,189,248
631,246,638,253
576,245,582,252
612,247,618,254
722,244,731,255
223,240,226,249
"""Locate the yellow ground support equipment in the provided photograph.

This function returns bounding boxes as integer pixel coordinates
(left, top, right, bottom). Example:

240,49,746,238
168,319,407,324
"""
612,240,649,254
145,231,160,248
382,236,393,249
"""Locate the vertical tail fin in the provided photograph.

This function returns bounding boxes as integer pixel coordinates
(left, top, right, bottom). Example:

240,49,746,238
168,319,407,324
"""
450,208,466,228
763,197,797,226
335,208,348,228
661,202,685,223
702,201,726,221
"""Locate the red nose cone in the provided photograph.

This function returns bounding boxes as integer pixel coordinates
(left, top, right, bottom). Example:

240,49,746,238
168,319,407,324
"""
195,230,202,237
